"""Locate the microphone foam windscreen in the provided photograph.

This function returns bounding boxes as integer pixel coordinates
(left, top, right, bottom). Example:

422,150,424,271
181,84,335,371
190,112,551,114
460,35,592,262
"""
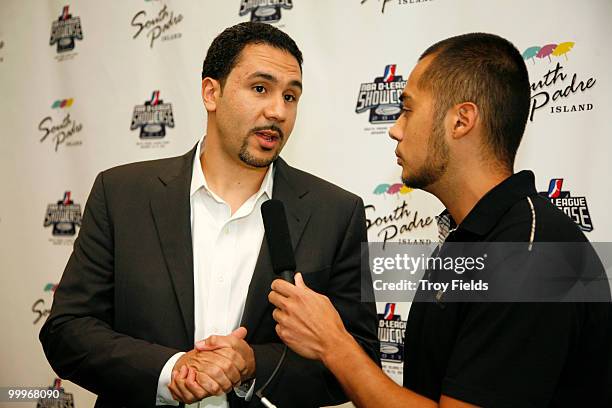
261,199,296,274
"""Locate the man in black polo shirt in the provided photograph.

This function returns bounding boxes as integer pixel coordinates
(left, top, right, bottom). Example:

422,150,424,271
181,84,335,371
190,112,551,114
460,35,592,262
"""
268,33,612,407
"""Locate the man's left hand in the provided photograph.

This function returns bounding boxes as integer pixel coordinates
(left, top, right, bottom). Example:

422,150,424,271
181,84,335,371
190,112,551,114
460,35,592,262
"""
268,273,352,361
170,327,256,402
195,327,256,381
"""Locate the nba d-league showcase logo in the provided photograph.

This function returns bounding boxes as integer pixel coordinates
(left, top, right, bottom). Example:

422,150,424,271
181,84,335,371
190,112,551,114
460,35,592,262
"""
49,5,83,62
522,41,596,121
356,64,406,135
540,178,593,232
239,0,293,23
131,90,174,149
377,303,406,377
44,191,82,246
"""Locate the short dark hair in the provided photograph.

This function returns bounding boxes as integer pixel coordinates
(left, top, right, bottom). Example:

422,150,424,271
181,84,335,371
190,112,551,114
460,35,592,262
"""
418,33,530,169
201,22,303,85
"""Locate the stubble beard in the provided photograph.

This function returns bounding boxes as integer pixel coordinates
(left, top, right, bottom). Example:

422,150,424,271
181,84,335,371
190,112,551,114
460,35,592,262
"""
239,142,280,168
402,117,449,190
238,125,285,168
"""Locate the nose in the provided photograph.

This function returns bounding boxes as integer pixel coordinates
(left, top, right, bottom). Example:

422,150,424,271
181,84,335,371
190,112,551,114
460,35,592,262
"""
263,95,288,123
388,119,402,142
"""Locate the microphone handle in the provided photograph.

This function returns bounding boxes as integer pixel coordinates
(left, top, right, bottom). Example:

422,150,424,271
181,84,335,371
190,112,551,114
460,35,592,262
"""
281,270,295,284
256,269,293,406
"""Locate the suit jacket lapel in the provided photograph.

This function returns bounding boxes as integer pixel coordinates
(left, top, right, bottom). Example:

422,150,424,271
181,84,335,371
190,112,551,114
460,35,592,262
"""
241,158,312,340
150,146,196,343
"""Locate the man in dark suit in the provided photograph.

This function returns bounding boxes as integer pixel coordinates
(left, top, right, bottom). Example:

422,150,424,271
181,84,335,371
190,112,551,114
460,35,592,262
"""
40,22,379,408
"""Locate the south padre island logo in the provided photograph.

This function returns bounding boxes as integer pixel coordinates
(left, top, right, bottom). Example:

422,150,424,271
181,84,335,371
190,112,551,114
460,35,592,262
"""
522,42,596,121
377,303,406,363
44,191,82,236
36,378,74,408
373,182,413,198
239,0,293,23
38,98,84,152
356,64,406,124
32,283,58,325
366,181,433,246
539,178,593,232
131,91,175,138
131,3,184,49
49,5,83,54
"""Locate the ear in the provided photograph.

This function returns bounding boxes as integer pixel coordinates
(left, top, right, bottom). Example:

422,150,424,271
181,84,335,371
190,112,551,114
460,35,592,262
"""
201,77,221,112
450,102,478,140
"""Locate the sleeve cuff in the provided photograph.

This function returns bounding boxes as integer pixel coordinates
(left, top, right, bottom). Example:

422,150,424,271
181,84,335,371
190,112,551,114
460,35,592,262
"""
234,378,256,401
156,351,185,406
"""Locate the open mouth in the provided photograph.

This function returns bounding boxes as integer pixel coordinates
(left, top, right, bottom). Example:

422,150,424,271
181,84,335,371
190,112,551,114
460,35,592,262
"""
254,129,281,150
255,130,279,142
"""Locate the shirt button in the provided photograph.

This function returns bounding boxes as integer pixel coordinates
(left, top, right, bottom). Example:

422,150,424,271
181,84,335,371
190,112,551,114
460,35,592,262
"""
217,275,224,283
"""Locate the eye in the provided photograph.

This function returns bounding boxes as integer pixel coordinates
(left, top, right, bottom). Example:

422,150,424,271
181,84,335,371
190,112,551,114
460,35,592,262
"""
253,85,266,94
284,94,296,102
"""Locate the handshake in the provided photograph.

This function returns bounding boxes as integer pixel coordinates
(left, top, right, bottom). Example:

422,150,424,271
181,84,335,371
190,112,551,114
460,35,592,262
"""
168,327,255,404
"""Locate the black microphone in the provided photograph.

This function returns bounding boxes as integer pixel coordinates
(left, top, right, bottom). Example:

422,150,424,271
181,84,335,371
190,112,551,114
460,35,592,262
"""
261,199,296,284
257,199,297,407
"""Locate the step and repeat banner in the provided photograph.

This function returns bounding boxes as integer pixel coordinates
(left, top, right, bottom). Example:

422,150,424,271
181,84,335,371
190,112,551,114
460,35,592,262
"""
1,0,610,406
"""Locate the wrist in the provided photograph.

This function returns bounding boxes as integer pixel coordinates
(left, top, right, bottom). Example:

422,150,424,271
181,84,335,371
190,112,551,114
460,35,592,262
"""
246,349,256,380
321,328,358,368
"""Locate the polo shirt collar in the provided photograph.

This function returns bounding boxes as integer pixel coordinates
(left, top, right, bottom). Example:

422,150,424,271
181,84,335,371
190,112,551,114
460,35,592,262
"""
451,170,538,237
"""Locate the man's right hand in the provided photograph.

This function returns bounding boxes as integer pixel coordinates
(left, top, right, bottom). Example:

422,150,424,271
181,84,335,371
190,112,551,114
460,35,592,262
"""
168,328,249,404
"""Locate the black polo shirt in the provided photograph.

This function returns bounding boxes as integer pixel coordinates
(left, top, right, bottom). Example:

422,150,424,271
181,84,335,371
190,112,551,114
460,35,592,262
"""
402,171,612,407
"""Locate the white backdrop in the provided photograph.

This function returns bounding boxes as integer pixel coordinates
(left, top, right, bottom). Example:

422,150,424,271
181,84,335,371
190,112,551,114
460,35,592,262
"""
1,0,610,406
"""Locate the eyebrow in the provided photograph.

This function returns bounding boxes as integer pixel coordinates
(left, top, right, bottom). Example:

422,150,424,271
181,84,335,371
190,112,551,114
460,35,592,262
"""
248,71,303,91
399,93,413,104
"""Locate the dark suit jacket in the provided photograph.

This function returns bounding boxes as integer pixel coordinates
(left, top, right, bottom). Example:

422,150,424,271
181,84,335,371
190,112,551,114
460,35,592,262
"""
40,146,380,408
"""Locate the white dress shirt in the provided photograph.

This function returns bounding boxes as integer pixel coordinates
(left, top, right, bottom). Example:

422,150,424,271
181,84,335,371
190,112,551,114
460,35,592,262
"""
156,137,274,407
